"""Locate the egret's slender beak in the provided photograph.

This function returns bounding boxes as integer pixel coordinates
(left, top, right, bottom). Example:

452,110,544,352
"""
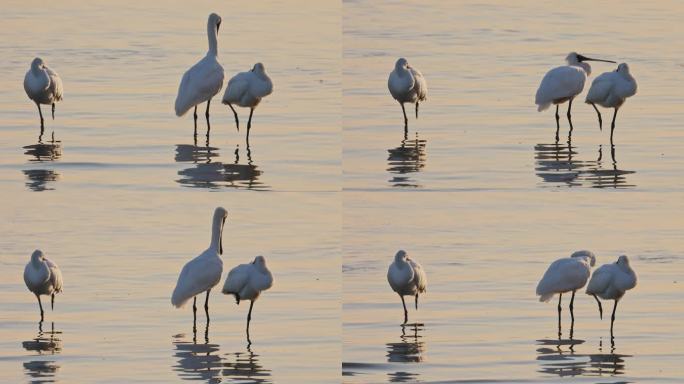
577,54,616,63
219,217,226,254
217,21,221,33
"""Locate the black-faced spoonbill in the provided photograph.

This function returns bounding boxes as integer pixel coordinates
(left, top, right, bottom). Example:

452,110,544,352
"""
585,63,638,143
586,255,637,335
24,58,63,137
536,250,596,336
24,250,63,321
222,63,273,140
172,207,228,331
222,255,274,344
175,13,225,140
387,250,427,324
388,58,427,129
535,52,615,140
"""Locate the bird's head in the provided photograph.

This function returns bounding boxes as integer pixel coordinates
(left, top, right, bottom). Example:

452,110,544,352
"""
395,250,408,262
31,249,45,263
571,250,596,267
31,57,45,70
616,63,630,74
209,13,222,33
395,58,409,70
253,255,267,266
616,255,630,266
252,62,266,74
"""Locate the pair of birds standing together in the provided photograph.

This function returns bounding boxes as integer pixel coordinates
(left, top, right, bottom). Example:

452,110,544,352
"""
536,250,638,335
23,13,273,142
23,207,273,344
535,52,638,142
174,13,273,141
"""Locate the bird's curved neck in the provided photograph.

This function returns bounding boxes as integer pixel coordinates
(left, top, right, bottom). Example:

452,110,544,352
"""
207,22,218,56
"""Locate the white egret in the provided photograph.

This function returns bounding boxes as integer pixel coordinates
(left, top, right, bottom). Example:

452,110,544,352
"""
536,250,596,335
24,250,63,321
586,255,637,334
24,58,63,136
222,255,274,343
388,58,427,128
585,63,638,143
175,13,225,139
172,207,228,329
222,63,273,140
535,52,615,139
387,250,427,324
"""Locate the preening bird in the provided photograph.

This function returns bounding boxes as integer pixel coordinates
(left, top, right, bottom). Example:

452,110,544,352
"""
387,250,427,324
536,250,596,334
172,207,228,329
222,63,273,140
222,255,274,343
175,13,225,138
24,250,63,321
388,58,427,129
535,52,615,139
586,255,637,335
24,58,63,135
585,63,638,143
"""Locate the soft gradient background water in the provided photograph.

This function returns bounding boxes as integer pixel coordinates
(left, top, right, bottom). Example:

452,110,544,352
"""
0,1,340,383
343,0,684,383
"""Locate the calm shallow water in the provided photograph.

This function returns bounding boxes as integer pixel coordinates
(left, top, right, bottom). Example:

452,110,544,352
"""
343,0,684,383
0,0,340,383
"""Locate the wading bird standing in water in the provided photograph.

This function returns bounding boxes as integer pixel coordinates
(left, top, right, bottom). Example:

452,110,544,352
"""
535,52,615,141
585,63,638,143
222,255,274,344
24,250,63,321
175,13,225,140
24,58,63,140
586,255,637,336
387,250,427,324
388,58,427,130
222,63,273,141
172,207,228,333
536,250,596,337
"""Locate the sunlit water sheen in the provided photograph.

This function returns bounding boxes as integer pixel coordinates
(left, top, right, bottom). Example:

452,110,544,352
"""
343,0,684,383
0,0,340,383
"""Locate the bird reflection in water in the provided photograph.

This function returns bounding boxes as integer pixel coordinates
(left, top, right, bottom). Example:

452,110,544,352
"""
385,323,425,382
535,138,634,188
173,329,222,383
222,345,272,384
22,138,62,192
175,142,268,190
387,131,426,188
22,321,62,383
536,335,630,378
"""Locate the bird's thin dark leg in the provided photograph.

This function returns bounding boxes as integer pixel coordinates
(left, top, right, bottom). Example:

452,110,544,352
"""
610,108,618,145
591,103,603,131
566,98,574,132
193,106,198,138
205,99,212,141
569,290,576,339
204,289,211,324
610,299,618,335
37,295,44,321
593,294,603,319
557,293,562,337
228,104,240,132
415,294,419,310
400,295,408,324
51,293,55,311
400,102,408,129
554,104,560,142
51,103,56,120
36,103,45,134
246,108,254,141
192,296,197,334
415,102,419,119
246,300,254,345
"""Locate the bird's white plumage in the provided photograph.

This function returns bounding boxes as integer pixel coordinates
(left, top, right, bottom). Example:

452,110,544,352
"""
585,63,637,109
222,255,273,303
535,65,587,112
171,207,227,307
586,255,637,301
24,250,63,297
174,13,225,117
24,58,63,106
388,250,427,297
536,250,596,302
388,58,427,104
222,63,273,108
